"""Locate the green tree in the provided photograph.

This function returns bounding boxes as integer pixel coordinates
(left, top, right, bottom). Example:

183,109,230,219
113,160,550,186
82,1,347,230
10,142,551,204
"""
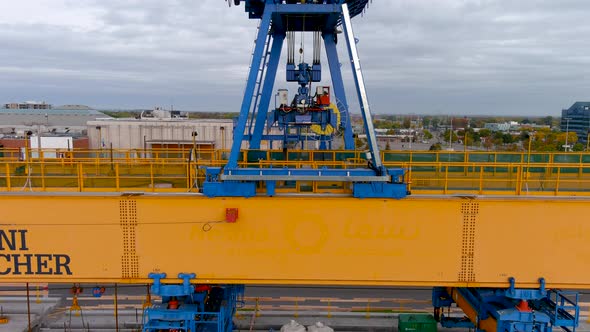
573,143,585,151
479,128,492,139
470,130,481,144
429,143,442,151
443,129,459,143
423,129,433,140
431,118,440,130
502,133,514,144
542,116,553,126
402,118,411,129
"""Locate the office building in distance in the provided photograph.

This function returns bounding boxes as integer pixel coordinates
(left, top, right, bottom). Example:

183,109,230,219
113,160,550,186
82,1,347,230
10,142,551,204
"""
561,102,590,144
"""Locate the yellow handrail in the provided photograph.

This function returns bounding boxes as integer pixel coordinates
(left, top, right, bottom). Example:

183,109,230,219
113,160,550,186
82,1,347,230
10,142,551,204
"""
1,157,590,195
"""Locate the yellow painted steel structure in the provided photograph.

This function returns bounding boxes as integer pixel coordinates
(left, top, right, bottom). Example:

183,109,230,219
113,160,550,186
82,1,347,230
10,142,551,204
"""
2,159,590,195
2,148,590,164
0,193,589,289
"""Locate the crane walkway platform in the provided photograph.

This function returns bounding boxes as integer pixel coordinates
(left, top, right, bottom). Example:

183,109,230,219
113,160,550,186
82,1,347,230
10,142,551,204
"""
2,148,590,196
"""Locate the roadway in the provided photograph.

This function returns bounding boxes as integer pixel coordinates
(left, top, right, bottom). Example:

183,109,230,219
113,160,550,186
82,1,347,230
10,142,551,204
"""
11,284,590,312
2,284,590,331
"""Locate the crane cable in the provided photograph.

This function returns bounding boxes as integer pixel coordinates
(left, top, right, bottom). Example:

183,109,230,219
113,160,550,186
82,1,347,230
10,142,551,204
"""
299,15,305,63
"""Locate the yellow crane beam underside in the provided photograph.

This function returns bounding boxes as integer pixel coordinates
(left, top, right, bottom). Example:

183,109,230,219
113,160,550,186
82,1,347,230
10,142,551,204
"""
0,193,589,288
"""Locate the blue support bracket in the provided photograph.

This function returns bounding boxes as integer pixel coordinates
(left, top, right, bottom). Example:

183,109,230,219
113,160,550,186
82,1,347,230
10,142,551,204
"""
148,272,196,297
505,277,547,300
352,182,407,199
202,167,256,198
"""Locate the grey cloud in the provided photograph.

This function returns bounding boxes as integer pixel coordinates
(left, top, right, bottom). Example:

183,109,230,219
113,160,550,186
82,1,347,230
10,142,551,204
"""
0,0,589,114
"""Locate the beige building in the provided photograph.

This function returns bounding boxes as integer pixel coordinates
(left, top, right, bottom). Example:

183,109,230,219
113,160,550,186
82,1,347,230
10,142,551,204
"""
87,118,234,151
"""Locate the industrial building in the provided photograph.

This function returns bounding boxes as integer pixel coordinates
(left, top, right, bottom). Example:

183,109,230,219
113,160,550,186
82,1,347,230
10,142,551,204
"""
561,101,590,143
0,107,111,134
0,107,109,153
483,121,520,132
3,101,52,109
87,117,234,151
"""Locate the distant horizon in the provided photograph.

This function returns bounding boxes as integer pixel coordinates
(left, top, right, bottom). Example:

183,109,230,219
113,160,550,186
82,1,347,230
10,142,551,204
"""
1,1,590,117
95,107,562,119
3,101,571,118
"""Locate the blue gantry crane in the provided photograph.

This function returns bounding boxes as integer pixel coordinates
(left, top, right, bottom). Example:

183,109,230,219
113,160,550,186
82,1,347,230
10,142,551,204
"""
203,0,407,199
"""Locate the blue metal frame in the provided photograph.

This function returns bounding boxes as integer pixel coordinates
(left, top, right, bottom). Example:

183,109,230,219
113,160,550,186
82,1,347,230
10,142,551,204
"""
229,2,355,167
142,272,244,332
324,32,354,149
226,5,273,169
250,33,285,149
340,3,383,173
209,0,408,198
433,278,579,332
238,0,371,21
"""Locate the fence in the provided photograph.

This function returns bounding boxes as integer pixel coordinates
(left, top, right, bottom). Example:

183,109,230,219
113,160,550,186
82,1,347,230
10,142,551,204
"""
2,148,590,195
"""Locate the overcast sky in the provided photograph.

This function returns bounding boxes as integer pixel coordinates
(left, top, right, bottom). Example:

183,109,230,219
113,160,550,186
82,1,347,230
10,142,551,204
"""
1,0,589,116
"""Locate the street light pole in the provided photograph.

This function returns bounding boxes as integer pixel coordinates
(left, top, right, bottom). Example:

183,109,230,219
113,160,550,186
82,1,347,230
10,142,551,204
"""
527,132,534,168
564,117,571,152
449,117,453,151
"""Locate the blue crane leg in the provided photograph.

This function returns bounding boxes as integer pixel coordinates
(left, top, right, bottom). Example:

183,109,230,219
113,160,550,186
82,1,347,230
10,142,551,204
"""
341,3,383,171
324,32,355,150
226,4,273,168
250,33,285,149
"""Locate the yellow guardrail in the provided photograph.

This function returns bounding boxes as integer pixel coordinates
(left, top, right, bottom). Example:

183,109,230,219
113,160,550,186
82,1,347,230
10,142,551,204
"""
2,147,590,164
1,148,590,195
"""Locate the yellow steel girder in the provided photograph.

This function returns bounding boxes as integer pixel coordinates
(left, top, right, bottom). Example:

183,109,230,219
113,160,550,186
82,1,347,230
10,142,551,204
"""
0,193,588,288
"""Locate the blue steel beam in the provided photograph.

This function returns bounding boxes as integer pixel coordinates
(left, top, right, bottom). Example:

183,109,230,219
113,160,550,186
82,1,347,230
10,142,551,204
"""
341,3,383,171
227,4,273,168
237,0,370,21
250,33,285,149
271,4,341,15
324,32,355,149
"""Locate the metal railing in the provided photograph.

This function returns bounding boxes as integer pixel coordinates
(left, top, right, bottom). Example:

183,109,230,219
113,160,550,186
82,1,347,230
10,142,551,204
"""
2,148,590,195
3,148,590,164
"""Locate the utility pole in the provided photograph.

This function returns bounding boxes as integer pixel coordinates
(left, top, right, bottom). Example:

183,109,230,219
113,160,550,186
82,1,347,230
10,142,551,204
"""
564,117,571,152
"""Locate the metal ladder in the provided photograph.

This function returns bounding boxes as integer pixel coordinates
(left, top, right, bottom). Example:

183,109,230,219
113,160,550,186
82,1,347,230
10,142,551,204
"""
247,25,272,137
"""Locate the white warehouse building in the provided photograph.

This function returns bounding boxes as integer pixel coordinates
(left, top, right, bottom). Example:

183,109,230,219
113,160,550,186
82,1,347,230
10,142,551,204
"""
87,118,234,151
